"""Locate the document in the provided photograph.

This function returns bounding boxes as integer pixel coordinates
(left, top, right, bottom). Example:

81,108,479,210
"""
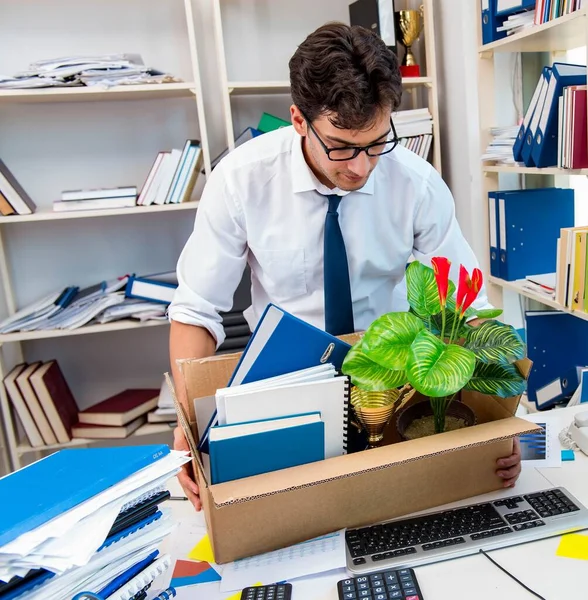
520,413,561,468
219,530,346,592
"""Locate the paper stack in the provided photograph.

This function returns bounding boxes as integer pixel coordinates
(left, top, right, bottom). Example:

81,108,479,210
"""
481,125,520,165
0,445,190,600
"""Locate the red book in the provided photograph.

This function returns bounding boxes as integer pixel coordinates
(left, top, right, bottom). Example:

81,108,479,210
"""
571,87,588,169
78,389,159,427
29,360,79,444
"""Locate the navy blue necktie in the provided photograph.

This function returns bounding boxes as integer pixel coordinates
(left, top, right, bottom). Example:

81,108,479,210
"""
323,194,355,335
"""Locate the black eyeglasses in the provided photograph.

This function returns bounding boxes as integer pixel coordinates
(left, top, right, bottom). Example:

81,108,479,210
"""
303,113,399,162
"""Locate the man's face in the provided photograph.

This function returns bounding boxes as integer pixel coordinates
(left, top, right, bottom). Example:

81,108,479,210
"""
300,108,392,192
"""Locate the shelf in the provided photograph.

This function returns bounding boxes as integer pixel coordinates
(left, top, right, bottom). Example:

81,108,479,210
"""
16,422,174,455
226,77,434,96
483,164,588,176
488,276,588,322
0,201,199,224
0,83,198,104
479,8,587,54
0,318,170,343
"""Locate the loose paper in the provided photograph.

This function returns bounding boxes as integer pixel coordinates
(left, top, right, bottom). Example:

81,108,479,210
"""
188,534,215,563
219,530,346,592
170,559,221,587
556,533,588,561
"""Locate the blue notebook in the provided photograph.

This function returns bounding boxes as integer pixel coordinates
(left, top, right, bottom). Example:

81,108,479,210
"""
198,303,351,453
209,413,325,484
0,445,169,547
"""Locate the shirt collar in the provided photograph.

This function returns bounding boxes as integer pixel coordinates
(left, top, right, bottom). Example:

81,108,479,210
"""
290,129,375,196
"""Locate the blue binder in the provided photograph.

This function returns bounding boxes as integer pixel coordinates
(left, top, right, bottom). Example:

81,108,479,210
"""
521,68,552,167
481,0,508,45
488,192,500,277
526,312,588,404
513,67,551,163
535,366,585,410
532,62,587,168
0,445,169,547
197,303,351,454
496,188,574,281
495,0,535,15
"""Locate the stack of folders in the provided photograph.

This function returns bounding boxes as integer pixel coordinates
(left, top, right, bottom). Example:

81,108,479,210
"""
0,445,190,600
487,187,574,281
137,139,202,206
512,63,586,169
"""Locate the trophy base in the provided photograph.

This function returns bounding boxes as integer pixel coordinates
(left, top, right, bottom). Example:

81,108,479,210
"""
400,64,421,78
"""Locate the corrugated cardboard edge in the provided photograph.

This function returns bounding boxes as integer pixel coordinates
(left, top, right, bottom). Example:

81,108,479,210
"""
208,417,542,507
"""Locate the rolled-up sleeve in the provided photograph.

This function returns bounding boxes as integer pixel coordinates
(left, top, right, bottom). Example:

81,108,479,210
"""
412,166,492,312
168,162,248,348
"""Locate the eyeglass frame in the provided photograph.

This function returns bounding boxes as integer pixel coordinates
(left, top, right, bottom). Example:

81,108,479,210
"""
302,111,399,162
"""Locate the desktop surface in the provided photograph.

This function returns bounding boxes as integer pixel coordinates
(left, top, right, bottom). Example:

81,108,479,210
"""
162,405,588,600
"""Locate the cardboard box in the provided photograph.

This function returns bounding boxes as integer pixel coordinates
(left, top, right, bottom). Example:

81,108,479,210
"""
175,351,538,565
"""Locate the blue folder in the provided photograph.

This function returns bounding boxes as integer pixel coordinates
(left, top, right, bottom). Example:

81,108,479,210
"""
494,0,535,15
481,0,508,45
0,445,169,547
494,188,574,281
532,62,587,168
526,311,588,404
198,303,351,454
488,192,500,277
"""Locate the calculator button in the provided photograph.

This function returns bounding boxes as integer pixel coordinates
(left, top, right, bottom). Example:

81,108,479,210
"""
343,579,354,586
358,582,370,590
406,596,421,600
369,574,383,583
383,573,398,584
373,586,385,594
342,593,356,600
358,590,372,598
404,588,417,595
399,569,411,576
387,583,400,592
375,595,387,600
342,585,355,593
390,592,403,599
353,557,366,565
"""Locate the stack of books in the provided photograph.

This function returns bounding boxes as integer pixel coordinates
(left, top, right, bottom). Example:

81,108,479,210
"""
53,186,137,212
557,84,587,169
393,108,434,161
148,378,178,424
555,226,588,312
534,0,585,25
0,158,37,216
137,140,202,206
0,445,189,599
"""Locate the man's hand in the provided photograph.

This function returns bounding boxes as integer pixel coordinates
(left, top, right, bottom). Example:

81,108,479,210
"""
496,437,522,488
174,426,202,511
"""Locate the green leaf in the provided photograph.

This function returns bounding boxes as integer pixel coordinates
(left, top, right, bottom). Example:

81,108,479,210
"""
341,344,408,392
406,261,456,318
471,308,504,319
464,362,527,398
465,320,526,365
406,329,476,397
361,312,424,370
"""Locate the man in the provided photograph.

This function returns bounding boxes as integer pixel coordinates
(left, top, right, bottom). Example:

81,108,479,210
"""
169,23,521,509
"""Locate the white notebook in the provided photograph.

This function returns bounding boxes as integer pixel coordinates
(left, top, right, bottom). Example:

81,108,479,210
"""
222,376,349,459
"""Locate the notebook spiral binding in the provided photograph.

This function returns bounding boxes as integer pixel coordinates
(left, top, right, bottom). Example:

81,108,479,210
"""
342,375,350,453
108,554,172,600
119,484,166,514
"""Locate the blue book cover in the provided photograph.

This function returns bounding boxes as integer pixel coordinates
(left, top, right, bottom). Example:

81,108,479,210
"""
0,445,169,547
198,303,351,453
209,413,325,484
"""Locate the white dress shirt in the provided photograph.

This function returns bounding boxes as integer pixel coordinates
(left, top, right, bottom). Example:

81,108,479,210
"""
169,126,490,347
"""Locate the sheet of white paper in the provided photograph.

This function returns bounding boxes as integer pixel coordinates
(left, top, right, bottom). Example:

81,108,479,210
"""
520,414,562,468
219,530,346,592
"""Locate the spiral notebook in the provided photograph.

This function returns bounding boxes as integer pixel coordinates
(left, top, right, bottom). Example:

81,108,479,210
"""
220,376,350,459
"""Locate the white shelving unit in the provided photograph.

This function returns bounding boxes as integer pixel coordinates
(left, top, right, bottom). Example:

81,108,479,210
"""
477,6,588,314
212,0,443,174
0,0,211,472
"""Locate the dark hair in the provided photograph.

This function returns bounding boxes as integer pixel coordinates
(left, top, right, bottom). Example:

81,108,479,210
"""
289,22,402,130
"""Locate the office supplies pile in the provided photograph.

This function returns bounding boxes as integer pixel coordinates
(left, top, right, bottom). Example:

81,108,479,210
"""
0,445,190,600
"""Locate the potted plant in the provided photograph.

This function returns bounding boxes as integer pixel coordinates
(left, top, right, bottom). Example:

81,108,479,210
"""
342,257,527,442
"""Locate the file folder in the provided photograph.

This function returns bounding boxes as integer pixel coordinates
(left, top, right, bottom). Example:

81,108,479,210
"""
532,63,587,168
488,192,500,277
495,0,535,15
522,69,551,167
495,188,574,281
535,366,585,410
481,0,508,45
513,67,550,163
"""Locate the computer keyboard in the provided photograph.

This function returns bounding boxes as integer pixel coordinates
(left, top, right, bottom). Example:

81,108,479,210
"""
346,487,588,574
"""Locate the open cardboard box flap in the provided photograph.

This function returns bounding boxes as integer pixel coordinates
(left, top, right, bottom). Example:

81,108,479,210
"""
208,416,540,506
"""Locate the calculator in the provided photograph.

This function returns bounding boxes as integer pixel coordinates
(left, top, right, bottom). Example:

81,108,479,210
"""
241,583,292,600
337,568,424,599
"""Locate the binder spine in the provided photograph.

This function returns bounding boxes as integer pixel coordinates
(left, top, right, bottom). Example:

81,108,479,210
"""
342,376,350,454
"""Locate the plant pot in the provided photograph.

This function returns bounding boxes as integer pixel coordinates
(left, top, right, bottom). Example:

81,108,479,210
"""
396,399,477,441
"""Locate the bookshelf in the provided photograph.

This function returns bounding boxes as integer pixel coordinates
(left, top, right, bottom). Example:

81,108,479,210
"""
477,7,588,319
0,0,210,472
212,0,443,173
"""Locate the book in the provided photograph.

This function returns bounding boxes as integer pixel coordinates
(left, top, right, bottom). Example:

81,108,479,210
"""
28,360,79,444
0,444,170,547
52,196,136,212
198,303,351,453
0,158,36,215
15,362,58,445
3,364,44,448
209,413,325,484
71,416,147,439
78,389,159,427
60,186,137,201
0,189,15,216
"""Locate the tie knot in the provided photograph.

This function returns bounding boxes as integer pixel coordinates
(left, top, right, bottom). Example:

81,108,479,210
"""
327,194,342,214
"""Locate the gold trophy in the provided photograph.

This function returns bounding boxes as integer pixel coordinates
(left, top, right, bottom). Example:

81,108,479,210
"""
395,6,424,78
350,385,415,449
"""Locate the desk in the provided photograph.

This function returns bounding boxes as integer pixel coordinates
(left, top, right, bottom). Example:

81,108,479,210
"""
162,405,588,600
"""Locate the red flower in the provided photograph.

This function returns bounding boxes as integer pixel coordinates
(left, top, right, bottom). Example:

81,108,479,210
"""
431,257,451,308
456,265,483,316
